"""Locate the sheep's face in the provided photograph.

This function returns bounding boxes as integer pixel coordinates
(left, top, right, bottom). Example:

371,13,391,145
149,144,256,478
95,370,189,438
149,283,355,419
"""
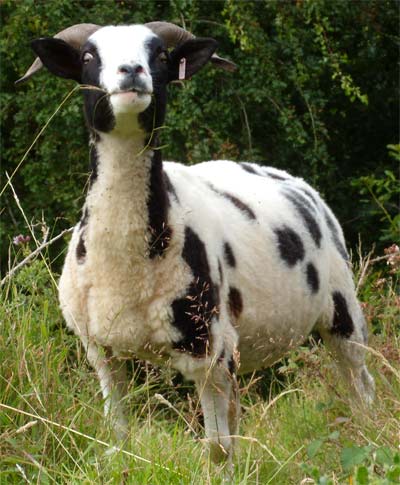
80,25,167,133
30,25,218,135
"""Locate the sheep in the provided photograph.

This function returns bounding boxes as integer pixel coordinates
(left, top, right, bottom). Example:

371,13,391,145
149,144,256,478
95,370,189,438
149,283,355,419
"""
18,21,374,463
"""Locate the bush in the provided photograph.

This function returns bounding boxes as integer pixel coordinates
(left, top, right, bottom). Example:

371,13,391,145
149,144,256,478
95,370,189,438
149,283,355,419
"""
1,0,398,271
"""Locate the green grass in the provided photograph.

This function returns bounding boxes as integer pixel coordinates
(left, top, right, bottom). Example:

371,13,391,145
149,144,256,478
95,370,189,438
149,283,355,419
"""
1,258,399,484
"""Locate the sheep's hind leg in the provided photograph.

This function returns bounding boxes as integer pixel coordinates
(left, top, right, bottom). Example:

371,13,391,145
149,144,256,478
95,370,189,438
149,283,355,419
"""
85,340,129,442
196,360,239,464
318,291,375,406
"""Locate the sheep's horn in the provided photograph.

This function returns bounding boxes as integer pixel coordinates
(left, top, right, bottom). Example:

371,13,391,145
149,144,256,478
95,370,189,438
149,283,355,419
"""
145,21,237,72
16,21,236,84
15,23,100,84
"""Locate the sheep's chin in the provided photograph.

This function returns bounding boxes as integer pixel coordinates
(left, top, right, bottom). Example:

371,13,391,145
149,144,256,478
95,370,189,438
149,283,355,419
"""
110,92,152,115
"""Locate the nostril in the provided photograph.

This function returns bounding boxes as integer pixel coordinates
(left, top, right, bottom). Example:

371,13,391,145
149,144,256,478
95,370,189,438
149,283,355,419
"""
117,65,131,75
117,64,145,76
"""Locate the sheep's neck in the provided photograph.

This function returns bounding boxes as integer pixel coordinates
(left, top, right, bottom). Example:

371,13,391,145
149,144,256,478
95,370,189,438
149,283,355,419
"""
86,133,154,263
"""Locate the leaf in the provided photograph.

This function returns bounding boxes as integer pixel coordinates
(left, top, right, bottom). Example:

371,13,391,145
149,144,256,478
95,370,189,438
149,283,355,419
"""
329,417,350,427
375,446,393,466
328,431,340,440
340,446,371,472
386,466,400,482
355,466,369,484
307,439,324,459
318,477,331,485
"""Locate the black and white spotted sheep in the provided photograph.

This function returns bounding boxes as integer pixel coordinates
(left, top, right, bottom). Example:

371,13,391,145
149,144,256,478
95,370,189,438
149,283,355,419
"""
18,21,374,464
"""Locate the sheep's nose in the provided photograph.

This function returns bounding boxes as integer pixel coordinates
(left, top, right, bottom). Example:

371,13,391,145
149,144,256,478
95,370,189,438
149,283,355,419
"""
117,64,145,76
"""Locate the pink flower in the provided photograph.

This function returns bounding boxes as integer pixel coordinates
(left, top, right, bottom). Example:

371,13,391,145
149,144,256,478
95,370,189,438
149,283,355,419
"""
12,234,31,246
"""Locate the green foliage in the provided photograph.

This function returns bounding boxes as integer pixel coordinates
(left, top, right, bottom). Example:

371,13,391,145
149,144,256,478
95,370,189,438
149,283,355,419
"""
351,144,400,243
1,0,398,270
302,443,400,484
352,168,399,243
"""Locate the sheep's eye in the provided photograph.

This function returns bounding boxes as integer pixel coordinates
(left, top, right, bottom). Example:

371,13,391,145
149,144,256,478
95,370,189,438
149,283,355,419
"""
158,51,168,64
83,52,94,64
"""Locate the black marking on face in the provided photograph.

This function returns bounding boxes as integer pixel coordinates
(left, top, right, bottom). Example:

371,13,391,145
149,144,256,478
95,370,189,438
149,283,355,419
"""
283,191,322,247
76,233,86,264
274,226,305,266
172,227,219,356
306,262,319,293
241,163,258,175
228,286,243,319
148,151,172,258
139,37,169,139
224,242,236,267
324,208,349,261
208,184,256,220
81,42,115,133
163,171,179,203
331,291,354,338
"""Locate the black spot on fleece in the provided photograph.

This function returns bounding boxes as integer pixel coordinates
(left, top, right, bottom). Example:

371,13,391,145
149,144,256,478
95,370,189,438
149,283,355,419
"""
331,291,354,338
274,225,305,267
172,227,219,356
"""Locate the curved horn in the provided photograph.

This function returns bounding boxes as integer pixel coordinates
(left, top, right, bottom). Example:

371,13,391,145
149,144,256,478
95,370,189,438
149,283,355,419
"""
15,23,101,84
145,21,237,73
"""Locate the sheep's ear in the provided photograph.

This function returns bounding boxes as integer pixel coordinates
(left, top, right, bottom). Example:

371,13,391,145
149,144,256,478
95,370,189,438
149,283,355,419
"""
168,38,218,81
31,38,82,82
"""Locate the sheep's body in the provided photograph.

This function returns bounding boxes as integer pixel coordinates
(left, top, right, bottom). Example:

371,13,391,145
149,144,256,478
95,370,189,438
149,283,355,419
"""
59,145,374,459
27,23,374,464
60,154,336,372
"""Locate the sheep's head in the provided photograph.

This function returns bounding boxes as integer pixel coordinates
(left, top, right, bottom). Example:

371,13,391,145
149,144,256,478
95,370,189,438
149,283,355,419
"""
18,22,235,136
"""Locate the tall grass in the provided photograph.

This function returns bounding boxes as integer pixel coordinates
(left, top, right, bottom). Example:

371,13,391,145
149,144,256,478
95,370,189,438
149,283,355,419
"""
0,247,399,484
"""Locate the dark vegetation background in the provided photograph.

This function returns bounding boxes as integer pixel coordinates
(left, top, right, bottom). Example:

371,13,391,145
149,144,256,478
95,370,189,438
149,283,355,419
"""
1,0,398,272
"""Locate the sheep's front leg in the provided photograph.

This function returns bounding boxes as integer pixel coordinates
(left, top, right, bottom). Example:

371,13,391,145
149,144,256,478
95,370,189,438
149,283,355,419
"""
196,364,239,463
85,341,129,442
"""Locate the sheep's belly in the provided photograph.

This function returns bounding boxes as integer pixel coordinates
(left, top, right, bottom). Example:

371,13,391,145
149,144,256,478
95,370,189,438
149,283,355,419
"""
236,320,312,374
234,287,326,374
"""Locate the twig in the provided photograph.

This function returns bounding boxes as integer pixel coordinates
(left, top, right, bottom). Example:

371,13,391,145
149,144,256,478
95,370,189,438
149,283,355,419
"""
193,19,229,30
356,247,373,295
1,227,73,287
369,252,400,265
5,196,18,227
236,94,253,153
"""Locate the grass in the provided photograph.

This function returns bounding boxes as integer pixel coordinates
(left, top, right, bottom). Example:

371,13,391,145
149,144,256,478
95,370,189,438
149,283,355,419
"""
0,251,399,484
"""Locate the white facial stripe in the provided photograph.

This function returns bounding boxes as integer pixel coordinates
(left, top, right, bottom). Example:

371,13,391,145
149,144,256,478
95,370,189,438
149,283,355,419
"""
89,25,156,94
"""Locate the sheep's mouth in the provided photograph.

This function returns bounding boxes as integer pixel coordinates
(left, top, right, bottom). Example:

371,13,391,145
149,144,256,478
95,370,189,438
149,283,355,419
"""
109,88,153,111
115,80,152,95
112,88,151,99
127,88,151,95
